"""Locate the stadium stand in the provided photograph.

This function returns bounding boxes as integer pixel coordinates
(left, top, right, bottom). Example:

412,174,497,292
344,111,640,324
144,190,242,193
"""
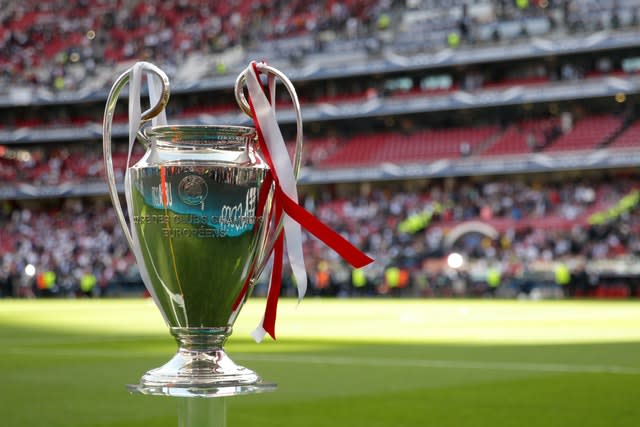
2,173,638,298
2,0,640,299
607,117,640,149
478,117,562,156
544,114,623,152
317,126,499,167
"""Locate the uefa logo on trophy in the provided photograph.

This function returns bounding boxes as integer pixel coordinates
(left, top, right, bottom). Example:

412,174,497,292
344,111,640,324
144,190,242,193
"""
178,175,208,207
103,61,372,398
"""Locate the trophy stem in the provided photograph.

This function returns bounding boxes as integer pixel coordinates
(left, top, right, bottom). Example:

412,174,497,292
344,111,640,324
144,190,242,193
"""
178,397,226,427
128,327,276,397
172,327,230,351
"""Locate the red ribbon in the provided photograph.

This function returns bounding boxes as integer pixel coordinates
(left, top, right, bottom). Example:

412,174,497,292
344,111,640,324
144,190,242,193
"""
232,171,274,312
246,61,374,340
262,207,284,338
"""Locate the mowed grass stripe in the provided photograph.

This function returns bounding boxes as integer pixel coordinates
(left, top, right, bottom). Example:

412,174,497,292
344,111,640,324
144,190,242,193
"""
2,298,640,344
240,354,640,375
7,344,640,375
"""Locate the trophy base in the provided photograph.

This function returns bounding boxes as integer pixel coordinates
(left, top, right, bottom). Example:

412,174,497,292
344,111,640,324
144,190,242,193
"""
128,328,276,398
127,382,276,398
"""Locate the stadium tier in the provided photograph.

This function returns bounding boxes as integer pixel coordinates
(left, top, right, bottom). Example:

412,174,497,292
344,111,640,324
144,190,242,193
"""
611,118,640,149
2,0,640,299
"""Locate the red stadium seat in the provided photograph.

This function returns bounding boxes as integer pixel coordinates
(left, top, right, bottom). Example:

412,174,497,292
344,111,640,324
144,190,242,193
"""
544,115,622,152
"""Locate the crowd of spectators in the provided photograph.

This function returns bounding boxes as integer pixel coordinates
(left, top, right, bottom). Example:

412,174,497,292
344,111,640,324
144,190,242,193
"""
0,143,138,186
0,198,135,298
0,0,393,91
301,173,640,297
1,173,639,299
2,0,639,92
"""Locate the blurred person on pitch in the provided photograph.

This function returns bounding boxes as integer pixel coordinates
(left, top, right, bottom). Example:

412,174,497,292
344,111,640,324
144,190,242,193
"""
486,263,502,297
79,268,98,298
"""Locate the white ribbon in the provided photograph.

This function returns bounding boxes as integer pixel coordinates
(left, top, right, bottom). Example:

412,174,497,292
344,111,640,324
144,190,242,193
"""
243,64,307,342
123,62,171,324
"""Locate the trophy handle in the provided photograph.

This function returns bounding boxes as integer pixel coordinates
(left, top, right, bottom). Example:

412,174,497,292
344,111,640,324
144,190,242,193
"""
234,63,303,178
234,63,304,280
103,62,171,249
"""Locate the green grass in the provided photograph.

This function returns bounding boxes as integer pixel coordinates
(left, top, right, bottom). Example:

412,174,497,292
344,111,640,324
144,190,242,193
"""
1,298,640,427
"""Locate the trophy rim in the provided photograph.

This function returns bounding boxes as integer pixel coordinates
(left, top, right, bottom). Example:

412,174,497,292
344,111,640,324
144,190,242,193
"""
145,124,256,138
143,125,258,149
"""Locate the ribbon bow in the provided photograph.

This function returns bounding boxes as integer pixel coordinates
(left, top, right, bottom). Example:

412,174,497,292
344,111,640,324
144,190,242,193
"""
241,62,374,342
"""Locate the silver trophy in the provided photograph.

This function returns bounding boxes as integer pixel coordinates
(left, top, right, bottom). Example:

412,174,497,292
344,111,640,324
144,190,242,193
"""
103,62,303,398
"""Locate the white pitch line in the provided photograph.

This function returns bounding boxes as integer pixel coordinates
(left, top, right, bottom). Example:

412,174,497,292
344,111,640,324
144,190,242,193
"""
238,354,640,376
6,347,640,376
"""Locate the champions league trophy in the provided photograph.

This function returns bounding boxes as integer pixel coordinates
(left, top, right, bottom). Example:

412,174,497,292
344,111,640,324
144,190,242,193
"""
103,61,300,398
103,61,372,426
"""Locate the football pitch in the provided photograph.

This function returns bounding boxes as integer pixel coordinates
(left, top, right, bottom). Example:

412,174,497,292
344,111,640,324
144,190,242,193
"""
1,298,639,427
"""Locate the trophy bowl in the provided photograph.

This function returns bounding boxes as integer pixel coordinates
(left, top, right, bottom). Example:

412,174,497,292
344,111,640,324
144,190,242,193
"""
125,125,275,397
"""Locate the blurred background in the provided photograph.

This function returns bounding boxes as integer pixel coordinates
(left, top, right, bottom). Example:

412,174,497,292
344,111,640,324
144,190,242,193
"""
2,2,640,427
2,0,640,301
